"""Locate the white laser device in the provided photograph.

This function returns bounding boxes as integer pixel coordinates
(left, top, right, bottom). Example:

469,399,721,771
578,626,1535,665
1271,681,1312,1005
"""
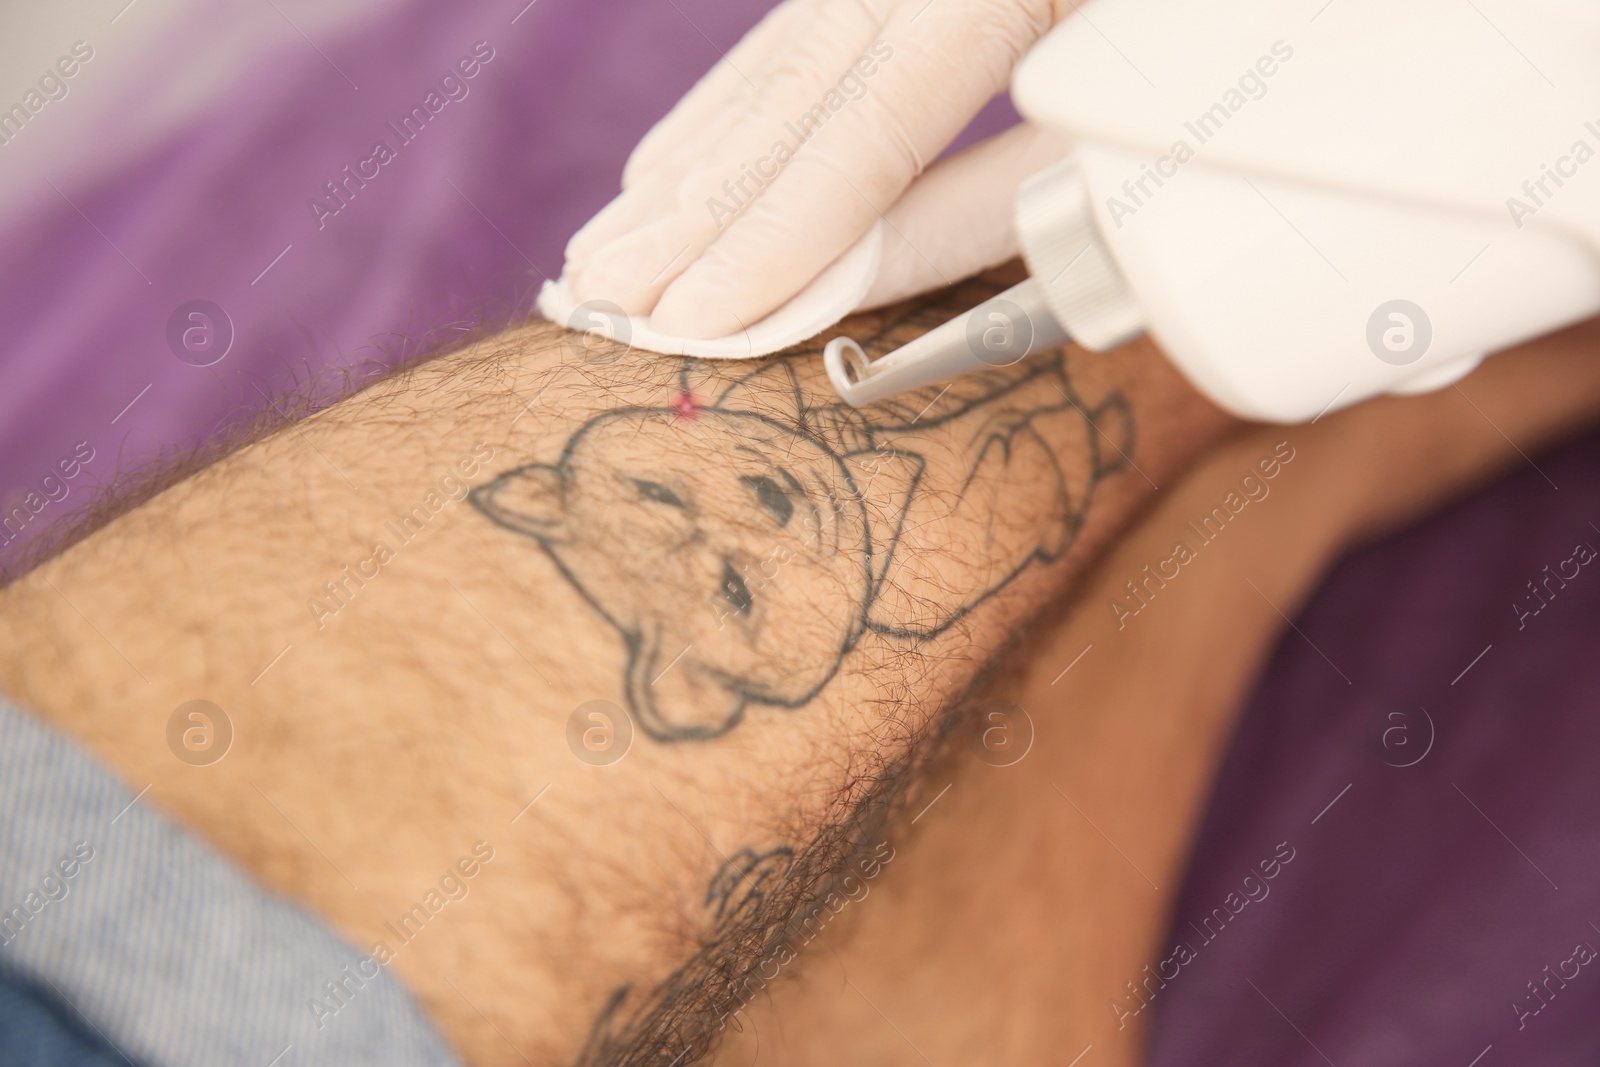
826,0,1600,421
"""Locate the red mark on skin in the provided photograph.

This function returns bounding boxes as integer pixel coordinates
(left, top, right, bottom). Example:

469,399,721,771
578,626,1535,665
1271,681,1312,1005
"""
670,390,700,420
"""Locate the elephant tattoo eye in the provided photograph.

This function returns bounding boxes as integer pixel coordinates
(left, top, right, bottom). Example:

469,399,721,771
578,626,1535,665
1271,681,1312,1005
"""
633,479,685,508
741,474,793,527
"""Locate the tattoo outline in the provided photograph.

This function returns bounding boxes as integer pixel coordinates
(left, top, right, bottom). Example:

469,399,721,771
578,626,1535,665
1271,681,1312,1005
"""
470,340,1131,742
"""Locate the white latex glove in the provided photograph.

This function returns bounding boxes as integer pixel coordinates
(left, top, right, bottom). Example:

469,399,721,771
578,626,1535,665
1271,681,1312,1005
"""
564,0,1075,339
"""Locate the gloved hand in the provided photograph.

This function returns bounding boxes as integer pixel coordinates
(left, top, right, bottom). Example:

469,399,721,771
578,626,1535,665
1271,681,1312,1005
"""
563,0,1076,339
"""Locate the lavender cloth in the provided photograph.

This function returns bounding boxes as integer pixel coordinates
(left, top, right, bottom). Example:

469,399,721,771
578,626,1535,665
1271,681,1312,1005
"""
0,0,756,560
3,1,1599,1064
0,0,1017,568
1147,434,1600,1066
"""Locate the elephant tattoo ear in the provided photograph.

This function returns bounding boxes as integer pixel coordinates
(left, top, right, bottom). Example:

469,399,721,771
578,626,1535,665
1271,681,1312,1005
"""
469,464,570,543
842,449,924,595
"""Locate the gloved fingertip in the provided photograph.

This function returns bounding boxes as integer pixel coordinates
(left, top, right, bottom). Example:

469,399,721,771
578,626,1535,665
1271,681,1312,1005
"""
650,284,749,340
564,215,636,278
567,261,659,317
564,181,676,276
569,210,720,318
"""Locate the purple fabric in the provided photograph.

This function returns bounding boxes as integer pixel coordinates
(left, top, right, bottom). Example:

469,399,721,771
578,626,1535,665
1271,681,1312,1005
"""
0,0,1017,570
2,0,588,564
0,0,748,564
1148,433,1600,1065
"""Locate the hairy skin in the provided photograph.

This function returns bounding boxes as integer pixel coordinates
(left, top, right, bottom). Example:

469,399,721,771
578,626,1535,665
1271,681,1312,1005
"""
468,350,1131,742
0,267,1232,1066
703,318,1600,1067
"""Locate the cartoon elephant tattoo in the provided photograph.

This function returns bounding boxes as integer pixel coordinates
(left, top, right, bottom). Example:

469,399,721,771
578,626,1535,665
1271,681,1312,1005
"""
470,351,1130,742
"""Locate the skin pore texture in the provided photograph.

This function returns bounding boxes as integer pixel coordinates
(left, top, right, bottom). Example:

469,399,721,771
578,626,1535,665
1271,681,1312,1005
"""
702,313,1600,1067
0,266,1235,1067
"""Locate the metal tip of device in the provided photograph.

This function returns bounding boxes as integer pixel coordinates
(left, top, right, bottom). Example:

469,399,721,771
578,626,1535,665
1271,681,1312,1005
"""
824,279,1071,408
823,337,875,406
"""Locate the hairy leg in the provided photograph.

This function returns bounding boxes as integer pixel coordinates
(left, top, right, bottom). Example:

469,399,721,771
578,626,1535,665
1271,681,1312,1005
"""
705,316,1600,1067
0,266,1233,1066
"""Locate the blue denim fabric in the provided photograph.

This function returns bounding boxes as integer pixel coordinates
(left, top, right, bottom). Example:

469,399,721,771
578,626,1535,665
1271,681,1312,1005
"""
0,698,460,1067
0,964,143,1067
